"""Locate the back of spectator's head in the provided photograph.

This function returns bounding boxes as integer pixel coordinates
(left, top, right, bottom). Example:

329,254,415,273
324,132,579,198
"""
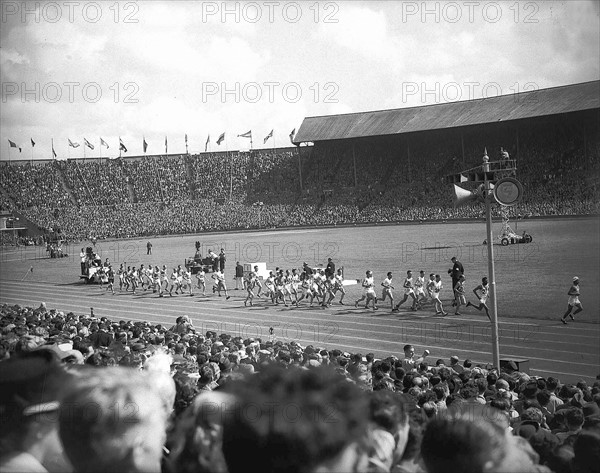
475,377,488,394
220,364,369,473
421,404,515,473
521,381,539,399
460,385,478,400
521,407,544,424
583,414,600,434
496,378,510,391
546,376,559,391
490,397,512,413
369,389,411,460
572,431,600,473
536,390,552,408
583,402,600,419
566,407,585,430
433,384,447,401
59,367,168,473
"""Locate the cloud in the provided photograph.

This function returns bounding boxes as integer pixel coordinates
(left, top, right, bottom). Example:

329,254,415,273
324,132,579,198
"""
318,5,399,62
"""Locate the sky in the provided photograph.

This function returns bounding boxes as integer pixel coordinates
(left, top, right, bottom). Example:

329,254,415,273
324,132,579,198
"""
1,0,599,160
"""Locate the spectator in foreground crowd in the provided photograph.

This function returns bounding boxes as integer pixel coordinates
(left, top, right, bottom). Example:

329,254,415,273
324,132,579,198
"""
219,364,370,473
0,350,74,473
1,301,599,473
421,404,551,473
59,367,169,473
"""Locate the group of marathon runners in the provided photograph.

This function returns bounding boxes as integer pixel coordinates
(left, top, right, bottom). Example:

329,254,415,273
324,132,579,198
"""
354,267,491,319
242,260,346,308
88,251,583,324
93,263,231,299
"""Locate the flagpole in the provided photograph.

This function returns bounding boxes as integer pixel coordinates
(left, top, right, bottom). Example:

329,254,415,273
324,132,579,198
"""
272,130,276,160
7,142,10,164
83,139,86,161
226,133,232,201
31,141,33,166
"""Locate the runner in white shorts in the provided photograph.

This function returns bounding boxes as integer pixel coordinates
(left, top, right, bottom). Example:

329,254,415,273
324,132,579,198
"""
561,276,583,324
466,276,491,321
394,270,417,311
381,272,395,311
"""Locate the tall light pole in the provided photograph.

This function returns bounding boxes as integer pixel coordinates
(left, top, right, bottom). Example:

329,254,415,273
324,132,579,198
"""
483,157,501,369
451,149,522,369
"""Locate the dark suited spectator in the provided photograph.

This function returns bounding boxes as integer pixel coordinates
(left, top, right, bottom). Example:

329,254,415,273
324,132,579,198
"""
325,258,335,278
89,322,113,348
448,256,464,300
218,249,226,272
235,261,243,289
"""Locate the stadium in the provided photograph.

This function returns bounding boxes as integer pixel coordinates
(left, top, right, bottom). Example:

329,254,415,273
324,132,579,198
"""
1,3,599,472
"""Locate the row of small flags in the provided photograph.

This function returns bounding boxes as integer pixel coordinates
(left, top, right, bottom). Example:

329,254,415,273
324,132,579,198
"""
7,129,297,157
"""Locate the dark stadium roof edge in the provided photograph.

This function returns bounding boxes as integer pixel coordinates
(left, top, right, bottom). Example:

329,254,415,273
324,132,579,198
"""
293,80,600,144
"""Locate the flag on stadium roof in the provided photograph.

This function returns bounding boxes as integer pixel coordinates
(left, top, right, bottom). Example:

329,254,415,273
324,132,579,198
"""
185,134,188,144
30,138,35,147
165,136,168,153
100,137,109,149
84,138,94,150
217,133,225,145
289,128,295,144
238,130,252,139
68,139,80,148
205,134,210,152
52,141,57,159
264,129,273,144
119,138,127,153
143,137,148,153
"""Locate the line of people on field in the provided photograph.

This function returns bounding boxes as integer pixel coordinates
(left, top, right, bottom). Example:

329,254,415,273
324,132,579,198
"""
242,262,347,308
354,267,491,320
94,262,231,300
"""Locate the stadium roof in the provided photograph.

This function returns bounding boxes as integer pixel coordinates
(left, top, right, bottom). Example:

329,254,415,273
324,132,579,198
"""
293,80,600,144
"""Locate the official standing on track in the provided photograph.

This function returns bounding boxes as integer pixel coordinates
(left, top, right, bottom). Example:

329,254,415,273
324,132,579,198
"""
448,256,464,306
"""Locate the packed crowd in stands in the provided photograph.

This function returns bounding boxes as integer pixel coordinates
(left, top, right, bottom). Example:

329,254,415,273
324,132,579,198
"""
1,301,599,472
0,115,598,242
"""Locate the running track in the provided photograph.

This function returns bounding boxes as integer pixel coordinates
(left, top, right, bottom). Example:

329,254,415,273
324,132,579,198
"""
1,278,598,383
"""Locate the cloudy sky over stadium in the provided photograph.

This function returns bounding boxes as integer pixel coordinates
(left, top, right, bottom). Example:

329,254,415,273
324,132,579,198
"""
1,0,598,159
